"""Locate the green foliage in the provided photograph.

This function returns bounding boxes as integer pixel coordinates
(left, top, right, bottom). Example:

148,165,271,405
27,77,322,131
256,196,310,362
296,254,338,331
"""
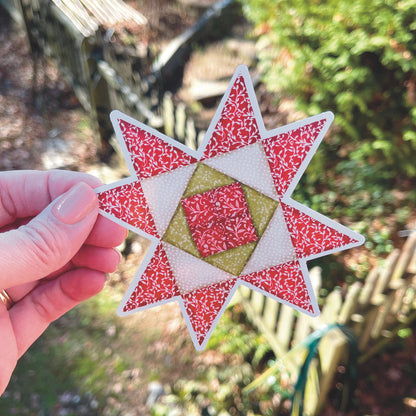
398,327,413,339
150,306,289,416
242,0,416,178
240,0,416,266
0,291,127,415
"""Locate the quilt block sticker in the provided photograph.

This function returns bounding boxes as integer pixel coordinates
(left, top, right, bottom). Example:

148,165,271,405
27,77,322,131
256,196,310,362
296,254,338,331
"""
96,65,364,350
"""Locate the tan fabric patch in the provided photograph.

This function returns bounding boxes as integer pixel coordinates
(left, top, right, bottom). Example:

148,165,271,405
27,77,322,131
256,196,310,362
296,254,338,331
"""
204,242,257,276
241,184,279,236
163,205,201,258
182,163,235,198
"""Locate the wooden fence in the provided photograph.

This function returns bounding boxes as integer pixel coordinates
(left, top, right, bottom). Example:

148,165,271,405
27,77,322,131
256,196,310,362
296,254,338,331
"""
1,0,236,155
240,232,416,415
95,60,206,151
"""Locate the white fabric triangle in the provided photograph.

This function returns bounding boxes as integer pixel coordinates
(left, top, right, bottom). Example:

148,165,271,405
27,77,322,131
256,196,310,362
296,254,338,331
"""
162,242,236,295
203,142,278,200
141,164,197,236
242,205,296,275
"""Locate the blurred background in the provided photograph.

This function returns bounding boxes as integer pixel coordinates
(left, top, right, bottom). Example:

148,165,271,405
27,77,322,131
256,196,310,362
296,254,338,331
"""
0,0,416,415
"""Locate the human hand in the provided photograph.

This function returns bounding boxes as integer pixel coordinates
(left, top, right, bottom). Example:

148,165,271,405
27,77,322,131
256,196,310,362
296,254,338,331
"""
0,170,127,395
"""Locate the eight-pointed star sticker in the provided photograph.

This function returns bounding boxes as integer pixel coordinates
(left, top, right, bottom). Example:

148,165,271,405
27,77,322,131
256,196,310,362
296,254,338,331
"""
96,65,364,350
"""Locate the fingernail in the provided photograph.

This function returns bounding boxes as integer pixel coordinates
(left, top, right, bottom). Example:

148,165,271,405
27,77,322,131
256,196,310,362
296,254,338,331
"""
52,183,98,225
114,249,123,265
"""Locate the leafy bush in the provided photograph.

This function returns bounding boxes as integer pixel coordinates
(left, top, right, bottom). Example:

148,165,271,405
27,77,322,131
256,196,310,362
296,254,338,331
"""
242,0,416,178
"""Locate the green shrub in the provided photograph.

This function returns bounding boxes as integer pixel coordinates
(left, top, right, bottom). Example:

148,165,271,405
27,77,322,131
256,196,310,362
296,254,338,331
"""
242,0,416,178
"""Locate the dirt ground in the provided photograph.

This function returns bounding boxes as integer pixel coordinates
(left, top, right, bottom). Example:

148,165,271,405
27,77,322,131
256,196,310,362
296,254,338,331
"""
1,5,416,416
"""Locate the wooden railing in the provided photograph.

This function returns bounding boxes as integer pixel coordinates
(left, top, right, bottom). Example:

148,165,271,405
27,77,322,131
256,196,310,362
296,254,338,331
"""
240,232,416,415
1,0,236,155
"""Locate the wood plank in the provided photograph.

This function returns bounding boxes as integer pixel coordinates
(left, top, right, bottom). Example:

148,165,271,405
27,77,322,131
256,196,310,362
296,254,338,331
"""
107,0,147,25
370,291,396,339
0,0,25,25
197,130,206,147
310,266,322,293
399,284,416,317
320,287,342,325
350,312,365,339
338,281,362,325
292,313,313,346
238,285,251,300
52,0,96,36
251,290,265,315
263,297,279,332
308,267,323,332
175,102,187,142
185,118,197,150
408,249,416,273
241,298,298,374
276,305,296,351
303,358,320,416
162,92,175,138
372,248,400,298
359,267,379,305
392,232,416,281
359,310,416,363
390,283,408,316
314,327,348,415
190,79,230,102
358,306,380,350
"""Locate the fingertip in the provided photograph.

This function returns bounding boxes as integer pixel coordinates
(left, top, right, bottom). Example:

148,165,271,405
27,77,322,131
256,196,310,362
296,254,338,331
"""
103,248,122,273
52,182,99,225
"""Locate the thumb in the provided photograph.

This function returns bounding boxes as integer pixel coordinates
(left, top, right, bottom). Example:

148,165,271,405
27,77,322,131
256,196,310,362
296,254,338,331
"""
0,182,99,289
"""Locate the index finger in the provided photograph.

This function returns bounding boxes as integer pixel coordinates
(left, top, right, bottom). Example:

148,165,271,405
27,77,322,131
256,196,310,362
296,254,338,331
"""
0,170,103,227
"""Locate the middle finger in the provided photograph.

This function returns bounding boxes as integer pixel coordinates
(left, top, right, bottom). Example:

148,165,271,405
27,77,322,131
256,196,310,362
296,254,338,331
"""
86,215,127,247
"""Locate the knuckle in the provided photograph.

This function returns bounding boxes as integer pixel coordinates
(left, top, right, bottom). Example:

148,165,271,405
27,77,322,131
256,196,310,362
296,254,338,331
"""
30,287,58,323
0,186,17,223
21,221,69,274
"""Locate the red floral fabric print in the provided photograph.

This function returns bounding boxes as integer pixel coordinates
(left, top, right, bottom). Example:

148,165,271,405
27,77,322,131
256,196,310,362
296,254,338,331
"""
191,221,228,257
202,75,261,159
181,182,258,257
118,119,197,179
182,278,238,346
262,118,327,198
281,202,359,258
97,181,158,238
181,192,215,229
123,243,180,312
241,260,314,314
223,213,257,249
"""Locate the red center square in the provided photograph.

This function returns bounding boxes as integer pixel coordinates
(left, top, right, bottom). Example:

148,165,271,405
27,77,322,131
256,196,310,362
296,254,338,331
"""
181,182,258,257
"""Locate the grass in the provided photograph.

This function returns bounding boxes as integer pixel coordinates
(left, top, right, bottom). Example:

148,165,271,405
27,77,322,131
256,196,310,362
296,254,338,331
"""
0,286,127,415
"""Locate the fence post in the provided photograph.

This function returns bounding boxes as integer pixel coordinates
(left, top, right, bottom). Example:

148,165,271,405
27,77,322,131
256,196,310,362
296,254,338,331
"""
392,232,416,282
185,118,197,150
175,102,187,143
162,92,175,139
